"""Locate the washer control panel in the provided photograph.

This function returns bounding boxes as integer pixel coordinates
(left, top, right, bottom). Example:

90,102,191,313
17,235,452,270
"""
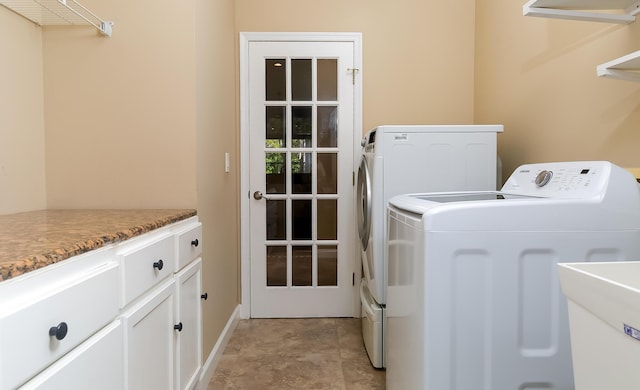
502,161,614,197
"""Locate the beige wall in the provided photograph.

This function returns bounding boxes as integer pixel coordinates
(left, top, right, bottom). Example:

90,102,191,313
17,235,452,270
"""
475,0,640,180
195,0,239,358
0,7,47,214
42,0,198,209
235,0,479,131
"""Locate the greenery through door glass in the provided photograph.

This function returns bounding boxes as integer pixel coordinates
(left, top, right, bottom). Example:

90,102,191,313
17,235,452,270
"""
265,141,303,175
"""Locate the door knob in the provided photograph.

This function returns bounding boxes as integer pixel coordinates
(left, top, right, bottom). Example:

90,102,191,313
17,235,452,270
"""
253,191,269,200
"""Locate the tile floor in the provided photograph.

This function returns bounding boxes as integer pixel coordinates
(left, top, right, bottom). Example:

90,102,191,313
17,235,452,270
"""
208,318,386,389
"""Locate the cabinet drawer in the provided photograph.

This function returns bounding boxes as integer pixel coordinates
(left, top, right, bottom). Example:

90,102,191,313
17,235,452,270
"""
119,233,175,307
175,222,202,271
0,262,119,390
19,320,124,390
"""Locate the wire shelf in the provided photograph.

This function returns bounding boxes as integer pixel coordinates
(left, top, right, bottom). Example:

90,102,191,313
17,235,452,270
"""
0,0,112,36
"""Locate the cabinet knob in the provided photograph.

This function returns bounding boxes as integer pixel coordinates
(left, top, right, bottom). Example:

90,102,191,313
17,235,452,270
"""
49,322,68,341
201,292,208,300
153,259,164,271
191,238,199,247
174,322,183,332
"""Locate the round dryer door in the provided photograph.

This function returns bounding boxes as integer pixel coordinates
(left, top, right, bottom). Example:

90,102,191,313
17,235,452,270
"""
357,156,372,250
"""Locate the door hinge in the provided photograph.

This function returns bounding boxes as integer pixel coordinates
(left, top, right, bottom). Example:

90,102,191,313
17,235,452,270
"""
348,68,360,85
352,272,355,286
352,171,355,186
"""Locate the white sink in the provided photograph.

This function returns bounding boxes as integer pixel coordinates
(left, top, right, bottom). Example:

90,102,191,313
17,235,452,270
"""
558,261,640,390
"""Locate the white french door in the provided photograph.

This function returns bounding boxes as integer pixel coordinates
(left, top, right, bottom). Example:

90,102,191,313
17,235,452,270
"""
243,35,360,318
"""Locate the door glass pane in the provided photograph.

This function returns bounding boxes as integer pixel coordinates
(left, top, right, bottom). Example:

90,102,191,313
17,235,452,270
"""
317,106,337,148
317,153,337,194
317,199,337,240
266,200,286,240
317,59,337,101
291,59,312,101
292,152,312,194
265,59,286,101
266,106,286,148
292,246,312,286
266,246,287,286
266,153,286,194
292,106,312,147
292,200,312,240
318,245,337,286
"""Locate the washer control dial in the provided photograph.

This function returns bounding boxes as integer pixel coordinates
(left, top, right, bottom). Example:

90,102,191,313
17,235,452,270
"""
535,170,553,187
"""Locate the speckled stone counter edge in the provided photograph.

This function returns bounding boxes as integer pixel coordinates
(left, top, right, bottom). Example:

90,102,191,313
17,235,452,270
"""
0,209,197,282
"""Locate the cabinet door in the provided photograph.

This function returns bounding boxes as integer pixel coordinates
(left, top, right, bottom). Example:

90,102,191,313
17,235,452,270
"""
122,278,175,390
175,258,203,390
20,320,124,390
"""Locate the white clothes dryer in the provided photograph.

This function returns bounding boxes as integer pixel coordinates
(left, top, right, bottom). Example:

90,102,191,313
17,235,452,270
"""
386,161,640,389
356,124,503,367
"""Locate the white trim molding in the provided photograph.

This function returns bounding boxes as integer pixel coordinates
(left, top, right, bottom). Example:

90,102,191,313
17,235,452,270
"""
196,305,241,390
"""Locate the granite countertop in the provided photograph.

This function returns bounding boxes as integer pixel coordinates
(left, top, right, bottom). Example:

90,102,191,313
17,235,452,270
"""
0,209,197,282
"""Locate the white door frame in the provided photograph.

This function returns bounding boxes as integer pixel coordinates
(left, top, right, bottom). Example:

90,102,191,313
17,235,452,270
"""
239,32,363,319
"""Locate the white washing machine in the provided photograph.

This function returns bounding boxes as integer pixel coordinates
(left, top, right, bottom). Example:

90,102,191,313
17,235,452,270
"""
356,124,503,367
386,161,640,389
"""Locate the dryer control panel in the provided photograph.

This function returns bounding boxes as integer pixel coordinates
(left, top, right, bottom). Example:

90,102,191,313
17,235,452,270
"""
501,161,621,198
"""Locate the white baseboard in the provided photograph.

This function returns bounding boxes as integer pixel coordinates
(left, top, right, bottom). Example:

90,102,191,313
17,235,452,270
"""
196,304,241,390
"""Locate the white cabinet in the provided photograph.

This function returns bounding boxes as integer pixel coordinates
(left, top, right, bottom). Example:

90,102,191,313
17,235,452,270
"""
122,278,176,390
0,215,204,389
173,221,204,389
175,258,203,390
120,218,204,390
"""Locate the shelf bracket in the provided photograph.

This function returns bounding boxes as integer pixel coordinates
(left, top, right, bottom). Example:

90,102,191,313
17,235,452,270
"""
99,21,113,37
626,1,640,17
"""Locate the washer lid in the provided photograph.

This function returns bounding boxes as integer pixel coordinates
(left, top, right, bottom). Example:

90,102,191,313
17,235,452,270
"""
412,192,540,203
387,191,548,219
